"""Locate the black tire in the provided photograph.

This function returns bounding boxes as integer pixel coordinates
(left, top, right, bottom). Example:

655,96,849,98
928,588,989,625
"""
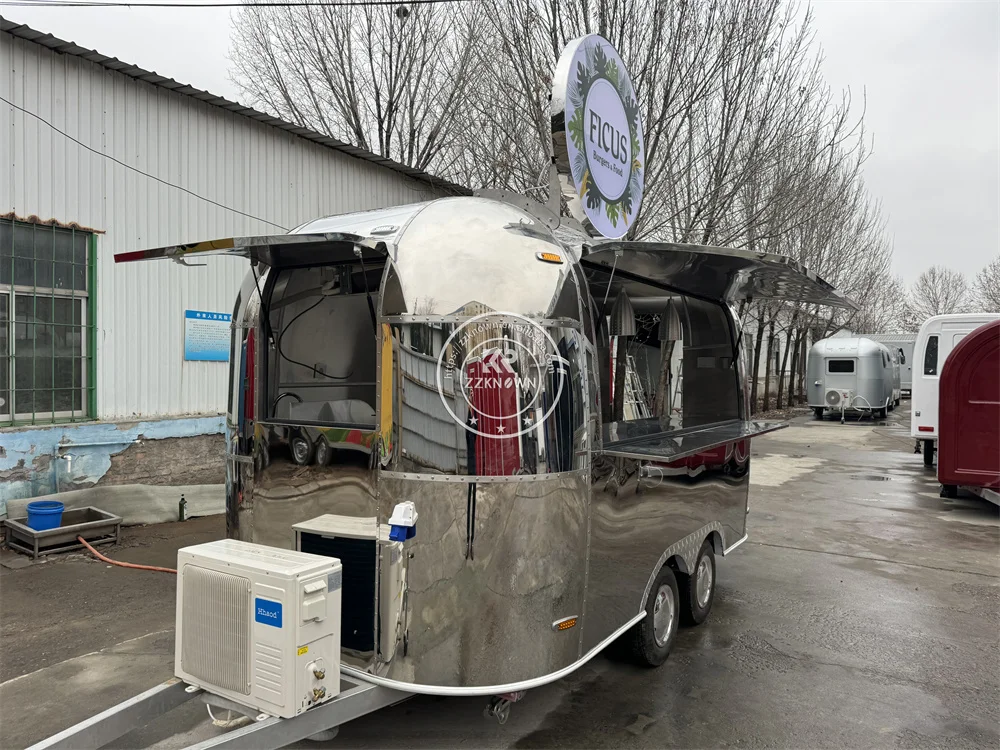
923,440,935,468
895,398,901,407
314,437,332,467
630,567,680,667
813,407,824,419
291,435,315,466
940,484,958,499
876,408,887,419
680,540,716,626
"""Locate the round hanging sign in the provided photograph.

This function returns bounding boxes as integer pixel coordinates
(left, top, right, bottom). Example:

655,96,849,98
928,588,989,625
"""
551,34,645,239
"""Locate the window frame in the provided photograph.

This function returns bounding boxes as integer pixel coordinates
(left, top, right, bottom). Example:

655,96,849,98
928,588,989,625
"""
923,334,939,377
827,359,855,374
1,222,97,426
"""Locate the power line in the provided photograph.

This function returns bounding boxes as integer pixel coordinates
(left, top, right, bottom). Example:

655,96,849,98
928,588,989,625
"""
0,94,289,231
0,0,467,7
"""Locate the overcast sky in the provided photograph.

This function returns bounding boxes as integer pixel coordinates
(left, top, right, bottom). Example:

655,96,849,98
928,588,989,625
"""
2,1,997,284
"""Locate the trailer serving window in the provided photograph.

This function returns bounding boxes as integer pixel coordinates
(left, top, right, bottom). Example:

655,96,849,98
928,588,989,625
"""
387,319,588,476
606,295,739,432
265,263,381,427
828,359,855,374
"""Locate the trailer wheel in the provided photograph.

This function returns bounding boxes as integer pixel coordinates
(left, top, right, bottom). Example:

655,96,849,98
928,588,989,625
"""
680,540,716,626
314,437,332,467
876,407,887,419
631,567,679,667
922,440,935,468
940,484,958,499
813,408,824,419
291,435,315,466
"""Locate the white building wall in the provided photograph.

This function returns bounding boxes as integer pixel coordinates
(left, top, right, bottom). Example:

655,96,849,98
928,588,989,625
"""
1,30,443,420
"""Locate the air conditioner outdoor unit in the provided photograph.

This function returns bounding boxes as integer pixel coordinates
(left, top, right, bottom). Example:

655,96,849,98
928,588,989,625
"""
292,514,407,662
174,540,342,719
825,388,853,408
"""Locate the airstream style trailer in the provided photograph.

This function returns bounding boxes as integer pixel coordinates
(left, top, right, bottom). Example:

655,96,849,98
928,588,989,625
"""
807,336,900,420
911,313,1000,466
116,195,853,702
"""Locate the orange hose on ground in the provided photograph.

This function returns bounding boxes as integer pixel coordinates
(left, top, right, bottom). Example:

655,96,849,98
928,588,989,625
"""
76,535,177,574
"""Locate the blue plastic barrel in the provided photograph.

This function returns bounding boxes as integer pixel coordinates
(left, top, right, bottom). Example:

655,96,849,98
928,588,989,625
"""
26,500,64,531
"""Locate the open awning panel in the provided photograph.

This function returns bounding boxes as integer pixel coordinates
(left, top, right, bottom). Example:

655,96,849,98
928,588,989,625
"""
582,241,858,310
113,232,384,268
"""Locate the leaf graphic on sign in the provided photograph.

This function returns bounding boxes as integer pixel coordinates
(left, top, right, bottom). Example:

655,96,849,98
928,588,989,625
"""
568,107,585,150
605,58,620,88
606,199,620,225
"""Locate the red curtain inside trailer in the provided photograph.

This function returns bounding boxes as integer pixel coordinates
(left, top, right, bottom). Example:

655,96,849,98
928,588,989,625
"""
465,353,521,476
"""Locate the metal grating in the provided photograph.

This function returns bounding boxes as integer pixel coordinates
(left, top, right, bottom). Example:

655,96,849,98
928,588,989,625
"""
300,533,375,653
181,565,252,695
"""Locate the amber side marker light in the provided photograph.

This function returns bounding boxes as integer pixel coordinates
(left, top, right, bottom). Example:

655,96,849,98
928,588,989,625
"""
552,616,578,631
536,252,564,264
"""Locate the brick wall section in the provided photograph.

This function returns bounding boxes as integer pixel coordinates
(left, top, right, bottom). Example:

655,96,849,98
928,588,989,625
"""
96,435,226,487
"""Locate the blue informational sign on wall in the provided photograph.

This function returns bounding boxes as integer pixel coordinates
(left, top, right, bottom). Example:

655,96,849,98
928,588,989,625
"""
184,310,231,361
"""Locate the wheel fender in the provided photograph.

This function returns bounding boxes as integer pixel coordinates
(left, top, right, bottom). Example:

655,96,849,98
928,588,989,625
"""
637,523,726,614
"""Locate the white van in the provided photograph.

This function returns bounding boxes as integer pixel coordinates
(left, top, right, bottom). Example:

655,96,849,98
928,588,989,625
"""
911,313,1000,466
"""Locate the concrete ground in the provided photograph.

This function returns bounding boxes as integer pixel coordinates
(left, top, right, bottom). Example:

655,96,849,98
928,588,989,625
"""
2,401,998,749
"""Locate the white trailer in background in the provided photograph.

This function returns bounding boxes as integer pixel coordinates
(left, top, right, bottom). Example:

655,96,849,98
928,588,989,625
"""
867,334,916,396
910,313,1000,466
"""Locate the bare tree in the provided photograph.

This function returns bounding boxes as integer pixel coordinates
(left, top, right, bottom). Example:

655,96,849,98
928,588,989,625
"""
904,266,970,327
229,0,901,415
231,1,482,173
972,255,1000,312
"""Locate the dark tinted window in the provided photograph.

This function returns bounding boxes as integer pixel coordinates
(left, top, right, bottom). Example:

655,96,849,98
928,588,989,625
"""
923,335,939,375
828,359,854,373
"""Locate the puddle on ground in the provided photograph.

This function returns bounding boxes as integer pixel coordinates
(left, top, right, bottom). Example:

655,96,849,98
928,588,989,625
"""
850,475,893,482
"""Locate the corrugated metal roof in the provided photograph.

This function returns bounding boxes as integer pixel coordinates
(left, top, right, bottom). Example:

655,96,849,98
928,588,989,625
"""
0,16,471,198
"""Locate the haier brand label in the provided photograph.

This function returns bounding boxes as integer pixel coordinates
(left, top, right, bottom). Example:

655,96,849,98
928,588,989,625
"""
255,598,283,628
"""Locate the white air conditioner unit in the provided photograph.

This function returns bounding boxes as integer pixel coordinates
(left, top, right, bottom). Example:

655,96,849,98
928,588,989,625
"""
175,540,342,719
825,388,853,408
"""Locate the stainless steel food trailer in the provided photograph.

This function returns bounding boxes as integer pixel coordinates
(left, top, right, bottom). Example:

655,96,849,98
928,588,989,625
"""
29,32,856,749
137,194,855,687
807,336,899,421
30,194,854,750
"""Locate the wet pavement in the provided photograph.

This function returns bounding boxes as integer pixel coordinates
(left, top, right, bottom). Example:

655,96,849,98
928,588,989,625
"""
1,401,997,749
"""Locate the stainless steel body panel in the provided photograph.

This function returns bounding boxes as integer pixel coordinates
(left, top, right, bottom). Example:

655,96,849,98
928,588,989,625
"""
115,196,851,694
584,453,748,653
371,473,589,688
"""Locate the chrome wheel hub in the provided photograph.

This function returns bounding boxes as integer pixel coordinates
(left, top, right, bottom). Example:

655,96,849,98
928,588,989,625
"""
696,556,714,609
652,584,675,647
292,440,310,463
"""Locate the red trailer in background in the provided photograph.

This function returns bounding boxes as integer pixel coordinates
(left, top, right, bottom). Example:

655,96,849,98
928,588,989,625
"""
938,319,1000,504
